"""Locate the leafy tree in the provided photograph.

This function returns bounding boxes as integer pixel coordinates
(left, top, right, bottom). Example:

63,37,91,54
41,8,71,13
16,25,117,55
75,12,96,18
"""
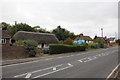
8,23,36,36
52,25,76,41
0,22,11,30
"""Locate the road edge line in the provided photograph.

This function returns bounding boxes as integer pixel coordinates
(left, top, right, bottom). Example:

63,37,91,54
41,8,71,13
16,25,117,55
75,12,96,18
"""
106,63,120,79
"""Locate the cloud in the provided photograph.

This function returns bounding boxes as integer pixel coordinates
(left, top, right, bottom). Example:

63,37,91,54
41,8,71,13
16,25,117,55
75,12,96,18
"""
1,0,118,38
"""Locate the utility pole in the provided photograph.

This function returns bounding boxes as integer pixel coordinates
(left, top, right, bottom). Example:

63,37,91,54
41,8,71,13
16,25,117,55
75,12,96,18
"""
14,21,17,33
115,32,117,40
101,28,103,37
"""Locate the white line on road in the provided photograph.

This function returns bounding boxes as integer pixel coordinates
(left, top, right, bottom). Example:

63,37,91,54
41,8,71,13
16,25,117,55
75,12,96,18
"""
78,60,83,62
14,64,63,78
45,58,53,60
67,63,72,66
53,67,56,71
57,57,63,59
107,64,120,79
25,73,32,78
66,56,70,57
70,55,74,57
33,65,73,78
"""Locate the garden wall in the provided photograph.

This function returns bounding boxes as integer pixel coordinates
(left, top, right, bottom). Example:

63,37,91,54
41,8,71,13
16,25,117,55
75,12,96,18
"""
2,45,29,59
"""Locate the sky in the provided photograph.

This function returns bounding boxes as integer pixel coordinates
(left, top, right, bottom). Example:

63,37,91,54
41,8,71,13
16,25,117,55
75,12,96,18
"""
0,0,119,39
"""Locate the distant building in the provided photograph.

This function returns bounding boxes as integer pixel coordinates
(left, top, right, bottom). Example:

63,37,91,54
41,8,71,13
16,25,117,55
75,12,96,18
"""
93,36,110,47
108,37,115,43
74,33,93,44
0,30,11,46
12,31,59,48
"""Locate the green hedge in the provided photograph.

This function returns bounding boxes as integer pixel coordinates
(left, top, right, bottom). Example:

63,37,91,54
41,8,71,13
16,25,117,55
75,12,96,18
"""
49,44,86,54
88,43,99,49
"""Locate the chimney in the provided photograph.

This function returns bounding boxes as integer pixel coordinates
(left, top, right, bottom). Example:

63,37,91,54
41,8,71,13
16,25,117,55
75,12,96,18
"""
80,33,83,37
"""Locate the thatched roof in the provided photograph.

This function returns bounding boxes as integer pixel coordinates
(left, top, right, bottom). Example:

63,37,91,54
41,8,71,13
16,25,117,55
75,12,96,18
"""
75,36,93,41
12,31,59,44
93,37,105,42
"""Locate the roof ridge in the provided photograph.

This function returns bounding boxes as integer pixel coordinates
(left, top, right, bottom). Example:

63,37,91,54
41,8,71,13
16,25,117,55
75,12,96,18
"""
17,31,54,35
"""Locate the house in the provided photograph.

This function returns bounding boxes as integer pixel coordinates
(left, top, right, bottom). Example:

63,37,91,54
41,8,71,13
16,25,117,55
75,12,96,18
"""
0,30,11,46
94,36,110,47
12,31,59,48
108,37,115,43
74,33,93,44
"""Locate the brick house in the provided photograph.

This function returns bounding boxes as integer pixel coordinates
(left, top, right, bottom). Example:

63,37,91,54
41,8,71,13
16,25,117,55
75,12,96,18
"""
0,30,11,46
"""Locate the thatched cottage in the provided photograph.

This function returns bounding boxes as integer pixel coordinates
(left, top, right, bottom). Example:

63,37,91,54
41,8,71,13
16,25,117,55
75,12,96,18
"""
74,33,93,44
12,31,59,48
93,36,110,47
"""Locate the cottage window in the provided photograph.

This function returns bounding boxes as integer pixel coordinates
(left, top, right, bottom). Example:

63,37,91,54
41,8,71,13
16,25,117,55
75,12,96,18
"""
1,39,6,44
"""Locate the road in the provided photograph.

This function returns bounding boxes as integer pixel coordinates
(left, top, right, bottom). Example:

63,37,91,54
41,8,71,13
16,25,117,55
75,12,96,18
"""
2,46,119,79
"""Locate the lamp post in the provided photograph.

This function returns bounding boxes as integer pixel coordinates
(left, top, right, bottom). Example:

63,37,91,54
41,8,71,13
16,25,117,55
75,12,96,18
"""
101,28,103,37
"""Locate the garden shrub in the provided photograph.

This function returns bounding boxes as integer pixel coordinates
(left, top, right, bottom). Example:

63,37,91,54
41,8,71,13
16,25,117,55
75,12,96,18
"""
24,39,38,57
16,40,24,46
94,39,105,48
49,44,86,54
63,38,74,45
88,43,99,49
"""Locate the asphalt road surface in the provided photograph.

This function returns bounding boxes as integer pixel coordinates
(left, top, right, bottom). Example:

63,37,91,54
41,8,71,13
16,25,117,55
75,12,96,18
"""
2,46,119,79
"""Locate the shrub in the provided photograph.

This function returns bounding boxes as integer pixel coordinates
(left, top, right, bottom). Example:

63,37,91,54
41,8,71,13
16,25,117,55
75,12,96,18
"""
63,38,74,45
16,40,24,46
94,39,105,48
88,43,99,49
80,43,88,49
24,39,38,57
49,44,86,54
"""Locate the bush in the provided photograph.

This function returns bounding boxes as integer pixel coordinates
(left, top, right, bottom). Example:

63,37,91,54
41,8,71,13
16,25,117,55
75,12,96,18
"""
94,39,105,48
24,40,38,57
80,43,88,49
49,44,86,54
88,43,99,49
63,38,74,45
16,40,24,46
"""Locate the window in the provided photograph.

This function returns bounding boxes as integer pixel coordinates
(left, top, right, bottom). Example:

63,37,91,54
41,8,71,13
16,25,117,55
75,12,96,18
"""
1,39,6,44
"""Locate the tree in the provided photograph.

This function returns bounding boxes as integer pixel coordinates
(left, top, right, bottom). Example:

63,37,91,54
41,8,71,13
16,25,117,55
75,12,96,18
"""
0,22,11,30
8,23,36,36
52,25,76,41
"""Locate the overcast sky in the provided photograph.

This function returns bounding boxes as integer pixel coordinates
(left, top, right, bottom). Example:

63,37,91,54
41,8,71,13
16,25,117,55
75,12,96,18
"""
1,0,119,38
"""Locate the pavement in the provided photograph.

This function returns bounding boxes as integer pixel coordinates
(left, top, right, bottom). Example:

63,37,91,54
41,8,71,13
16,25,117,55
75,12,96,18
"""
1,46,119,79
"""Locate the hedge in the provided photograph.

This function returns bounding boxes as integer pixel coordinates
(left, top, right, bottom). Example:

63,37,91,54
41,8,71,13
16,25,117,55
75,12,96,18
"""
88,43,99,49
49,44,86,54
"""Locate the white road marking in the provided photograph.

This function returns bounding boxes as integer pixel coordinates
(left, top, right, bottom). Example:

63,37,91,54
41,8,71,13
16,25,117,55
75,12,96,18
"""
67,63,72,66
3,60,43,68
66,56,70,57
3,57,54,68
107,64,120,78
25,73,32,78
53,67,56,71
45,58,53,60
78,60,83,62
14,64,63,78
58,57,63,59
33,65,73,78
70,55,74,56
